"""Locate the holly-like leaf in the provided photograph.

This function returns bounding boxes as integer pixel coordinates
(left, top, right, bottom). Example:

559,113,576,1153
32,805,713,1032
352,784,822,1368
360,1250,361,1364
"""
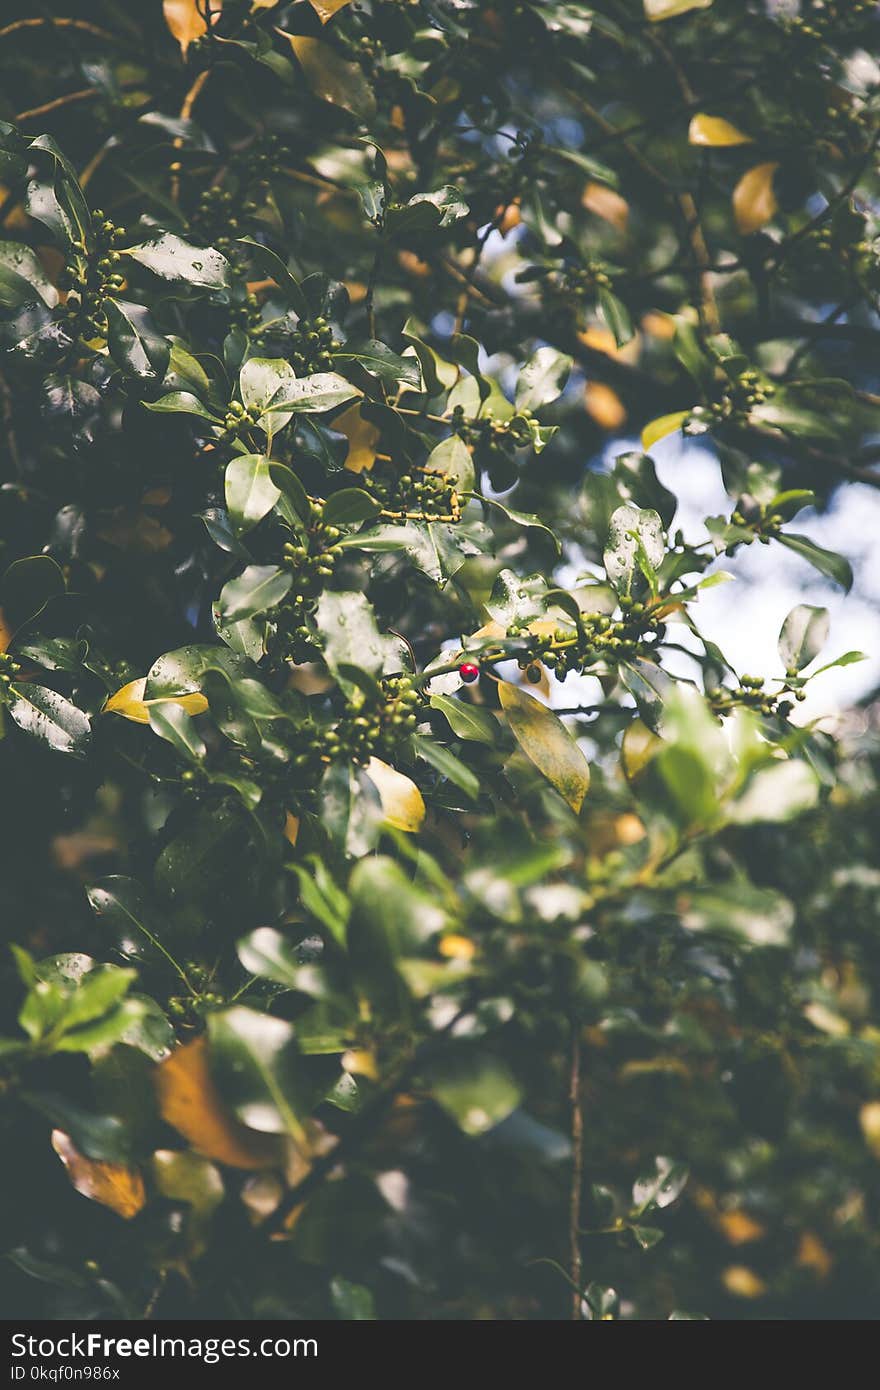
778,604,830,673
498,682,590,812
121,234,231,289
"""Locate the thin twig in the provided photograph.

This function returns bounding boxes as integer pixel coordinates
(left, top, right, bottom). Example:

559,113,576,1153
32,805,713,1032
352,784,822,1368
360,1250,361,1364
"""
15,88,98,123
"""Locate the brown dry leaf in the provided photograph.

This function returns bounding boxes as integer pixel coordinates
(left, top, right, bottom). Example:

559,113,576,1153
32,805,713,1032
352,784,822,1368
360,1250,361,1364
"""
163,0,221,56
309,0,354,21
397,250,433,279
51,1130,145,1219
734,162,779,235
581,181,629,231
335,402,380,473
0,607,12,654
155,1037,285,1170
97,512,173,553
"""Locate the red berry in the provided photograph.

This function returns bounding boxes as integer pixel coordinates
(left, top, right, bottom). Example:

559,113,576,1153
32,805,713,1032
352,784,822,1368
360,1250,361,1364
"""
459,662,479,683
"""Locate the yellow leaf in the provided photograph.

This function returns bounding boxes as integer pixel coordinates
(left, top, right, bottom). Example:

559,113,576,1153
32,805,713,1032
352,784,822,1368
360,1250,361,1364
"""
335,402,380,473
365,756,426,832
645,0,713,19
438,934,476,961
717,1209,766,1246
581,181,629,231
342,1048,379,1080
615,813,646,845
284,811,300,847
642,311,676,340
498,681,590,813
688,113,752,147
152,1150,224,1256
585,381,627,432
280,34,376,119
859,1100,880,1158
309,0,354,20
156,1037,285,1170
163,0,221,55
104,677,209,724
641,409,689,451
722,1265,766,1299
621,719,662,782
733,161,779,235
796,1231,832,1278
51,1130,145,1219
0,607,12,654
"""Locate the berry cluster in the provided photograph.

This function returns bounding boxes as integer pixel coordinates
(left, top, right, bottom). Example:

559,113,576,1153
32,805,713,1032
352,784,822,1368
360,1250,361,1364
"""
365,467,462,522
58,211,127,343
501,595,667,682
0,651,21,693
285,678,422,785
688,369,775,430
287,316,342,375
707,673,800,721
452,405,534,469
218,398,263,444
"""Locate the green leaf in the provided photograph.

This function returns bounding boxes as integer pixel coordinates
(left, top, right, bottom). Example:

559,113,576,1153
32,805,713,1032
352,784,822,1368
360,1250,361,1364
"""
1,555,65,632
430,693,497,745
235,236,308,318
498,682,590,812
334,341,422,390
236,927,312,991
7,683,90,757
148,701,206,762
142,391,222,423
225,454,281,532
604,504,665,597
777,533,853,591
632,1156,689,1213
0,241,59,310
86,876,183,973
263,372,359,417
425,434,475,492
322,488,382,526
428,1050,522,1135
104,299,169,380
207,1007,309,1142
315,589,397,686
413,734,480,800
282,33,377,120
515,346,572,412
778,604,830,673
121,233,231,288
598,287,634,348
218,564,292,621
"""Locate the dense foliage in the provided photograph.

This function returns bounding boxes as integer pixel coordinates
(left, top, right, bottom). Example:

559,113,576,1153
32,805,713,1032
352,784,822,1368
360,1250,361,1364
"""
2,0,880,1322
